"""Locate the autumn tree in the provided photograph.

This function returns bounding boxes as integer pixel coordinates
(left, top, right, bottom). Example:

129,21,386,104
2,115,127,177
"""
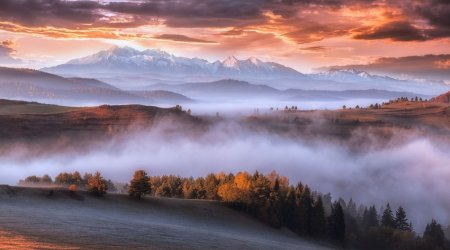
128,170,150,199
87,172,108,197
204,173,219,200
217,182,241,202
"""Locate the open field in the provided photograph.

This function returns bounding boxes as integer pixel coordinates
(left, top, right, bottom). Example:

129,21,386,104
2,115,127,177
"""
0,185,333,249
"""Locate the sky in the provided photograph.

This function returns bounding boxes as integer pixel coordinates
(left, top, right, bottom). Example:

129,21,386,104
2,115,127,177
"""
0,0,449,74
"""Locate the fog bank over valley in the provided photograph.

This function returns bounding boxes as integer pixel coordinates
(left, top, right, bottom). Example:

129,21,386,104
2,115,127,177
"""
1,116,448,232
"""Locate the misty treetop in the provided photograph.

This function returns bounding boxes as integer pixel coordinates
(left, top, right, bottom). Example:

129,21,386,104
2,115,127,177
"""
130,169,450,250
19,170,449,250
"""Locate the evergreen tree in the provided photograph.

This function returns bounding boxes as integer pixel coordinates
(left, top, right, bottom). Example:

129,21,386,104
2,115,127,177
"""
296,185,313,235
87,172,108,196
267,178,282,228
283,186,296,228
394,206,411,231
106,179,117,192
423,219,446,248
310,196,326,237
330,201,346,246
367,205,379,228
128,170,150,199
381,203,395,228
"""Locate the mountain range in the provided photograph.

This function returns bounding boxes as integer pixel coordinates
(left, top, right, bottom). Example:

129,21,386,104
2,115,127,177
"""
0,67,433,106
144,79,431,102
41,47,449,95
42,46,304,82
0,67,194,105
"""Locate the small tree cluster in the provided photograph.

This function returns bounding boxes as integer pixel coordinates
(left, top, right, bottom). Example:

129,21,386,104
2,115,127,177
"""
19,174,53,185
55,171,82,186
284,105,299,112
21,171,115,196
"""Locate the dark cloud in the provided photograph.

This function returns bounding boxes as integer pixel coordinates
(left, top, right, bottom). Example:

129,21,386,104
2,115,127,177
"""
299,46,328,51
412,0,450,34
352,21,427,41
0,40,21,64
0,0,103,28
322,54,450,83
0,0,448,42
284,23,349,44
152,34,216,44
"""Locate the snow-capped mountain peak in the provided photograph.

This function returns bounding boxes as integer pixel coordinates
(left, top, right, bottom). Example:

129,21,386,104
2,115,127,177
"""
247,56,261,65
43,46,306,79
222,56,240,68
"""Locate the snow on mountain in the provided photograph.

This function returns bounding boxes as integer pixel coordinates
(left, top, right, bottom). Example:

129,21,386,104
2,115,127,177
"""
42,46,305,79
40,47,450,94
311,68,397,83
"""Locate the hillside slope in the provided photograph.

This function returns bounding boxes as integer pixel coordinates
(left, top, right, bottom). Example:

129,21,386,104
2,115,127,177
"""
0,67,145,104
434,91,450,103
0,100,199,143
0,186,332,249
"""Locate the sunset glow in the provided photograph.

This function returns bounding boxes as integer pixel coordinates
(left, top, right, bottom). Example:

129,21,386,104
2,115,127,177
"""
0,0,448,73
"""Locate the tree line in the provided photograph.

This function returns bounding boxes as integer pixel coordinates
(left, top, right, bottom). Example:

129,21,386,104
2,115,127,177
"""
20,170,449,249
19,171,117,195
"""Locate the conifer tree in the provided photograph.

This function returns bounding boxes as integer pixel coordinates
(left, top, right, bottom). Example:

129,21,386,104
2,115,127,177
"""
310,196,326,237
394,206,411,231
381,203,395,228
367,205,379,228
330,201,346,246
423,219,446,248
128,170,150,199
283,186,297,228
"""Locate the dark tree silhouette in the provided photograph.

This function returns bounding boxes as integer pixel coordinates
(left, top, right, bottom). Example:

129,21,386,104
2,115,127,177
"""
394,206,411,231
362,205,379,230
423,219,446,248
381,203,395,228
311,196,326,237
329,201,346,246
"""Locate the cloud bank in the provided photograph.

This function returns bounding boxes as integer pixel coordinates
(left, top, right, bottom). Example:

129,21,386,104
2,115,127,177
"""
0,119,448,231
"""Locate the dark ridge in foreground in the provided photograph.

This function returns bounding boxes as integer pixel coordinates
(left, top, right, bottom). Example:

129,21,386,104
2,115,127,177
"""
0,185,332,250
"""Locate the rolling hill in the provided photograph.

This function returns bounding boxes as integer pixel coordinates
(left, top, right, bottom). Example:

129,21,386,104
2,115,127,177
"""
0,67,146,104
0,185,332,249
128,90,194,104
144,79,430,102
434,91,450,103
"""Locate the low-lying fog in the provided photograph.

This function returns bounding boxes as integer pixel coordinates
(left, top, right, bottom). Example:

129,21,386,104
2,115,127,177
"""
0,114,448,232
25,97,390,115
